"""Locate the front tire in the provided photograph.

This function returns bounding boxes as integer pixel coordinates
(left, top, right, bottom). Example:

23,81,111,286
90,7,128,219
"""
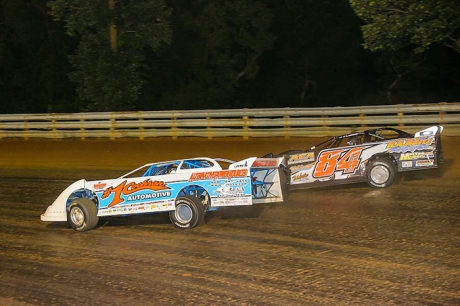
366,159,396,188
169,196,204,229
67,198,99,232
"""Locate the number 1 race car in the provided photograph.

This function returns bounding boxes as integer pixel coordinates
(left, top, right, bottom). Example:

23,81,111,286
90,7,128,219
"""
41,157,287,232
265,126,443,190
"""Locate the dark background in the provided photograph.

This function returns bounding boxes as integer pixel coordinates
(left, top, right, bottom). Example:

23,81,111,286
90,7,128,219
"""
1,0,459,114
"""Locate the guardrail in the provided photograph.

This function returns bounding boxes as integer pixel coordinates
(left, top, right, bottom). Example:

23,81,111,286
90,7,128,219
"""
0,102,459,139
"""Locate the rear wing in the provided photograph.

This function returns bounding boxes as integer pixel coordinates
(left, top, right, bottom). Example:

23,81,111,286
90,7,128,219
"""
415,125,443,164
414,125,443,137
230,157,287,204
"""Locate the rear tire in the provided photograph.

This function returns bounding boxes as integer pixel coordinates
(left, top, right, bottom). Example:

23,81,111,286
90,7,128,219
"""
67,198,99,232
366,159,396,188
169,196,204,229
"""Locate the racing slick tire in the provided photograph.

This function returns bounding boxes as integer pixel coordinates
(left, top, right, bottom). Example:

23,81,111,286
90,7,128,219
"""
67,198,99,232
170,196,205,229
366,158,396,188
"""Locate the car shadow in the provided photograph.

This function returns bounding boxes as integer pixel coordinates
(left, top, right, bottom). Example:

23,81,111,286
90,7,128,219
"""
43,205,279,231
98,213,172,228
205,204,275,222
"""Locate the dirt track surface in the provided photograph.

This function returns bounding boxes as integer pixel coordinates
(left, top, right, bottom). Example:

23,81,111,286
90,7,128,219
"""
0,137,459,305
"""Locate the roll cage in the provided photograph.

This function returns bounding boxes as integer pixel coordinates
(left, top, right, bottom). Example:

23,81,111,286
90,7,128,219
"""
118,157,228,179
309,127,415,152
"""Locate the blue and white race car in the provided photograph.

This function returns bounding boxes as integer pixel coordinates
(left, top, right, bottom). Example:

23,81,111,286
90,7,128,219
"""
41,157,287,231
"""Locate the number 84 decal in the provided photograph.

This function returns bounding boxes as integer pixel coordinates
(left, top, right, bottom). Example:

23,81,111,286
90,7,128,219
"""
313,146,369,178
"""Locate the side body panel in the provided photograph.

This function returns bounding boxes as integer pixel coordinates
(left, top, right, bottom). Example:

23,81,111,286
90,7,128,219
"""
89,169,254,217
287,143,386,188
286,126,443,189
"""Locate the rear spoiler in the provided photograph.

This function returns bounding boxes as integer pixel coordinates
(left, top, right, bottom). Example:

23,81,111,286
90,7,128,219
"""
414,125,443,137
414,125,443,164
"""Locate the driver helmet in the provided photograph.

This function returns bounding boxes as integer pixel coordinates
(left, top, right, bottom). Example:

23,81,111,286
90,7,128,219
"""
347,136,359,146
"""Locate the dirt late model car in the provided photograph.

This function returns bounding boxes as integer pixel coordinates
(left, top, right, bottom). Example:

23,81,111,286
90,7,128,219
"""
265,126,443,190
41,157,287,232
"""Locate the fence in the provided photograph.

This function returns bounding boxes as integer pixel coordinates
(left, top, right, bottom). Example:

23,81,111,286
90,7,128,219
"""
0,102,459,139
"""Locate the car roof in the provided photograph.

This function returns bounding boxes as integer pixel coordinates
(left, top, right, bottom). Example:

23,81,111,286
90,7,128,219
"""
333,127,413,140
119,157,222,179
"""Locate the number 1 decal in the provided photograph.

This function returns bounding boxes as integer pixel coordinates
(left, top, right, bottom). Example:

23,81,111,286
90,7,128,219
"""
313,147,367,178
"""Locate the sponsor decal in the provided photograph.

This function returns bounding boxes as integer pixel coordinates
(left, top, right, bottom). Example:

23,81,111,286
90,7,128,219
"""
102,179,170,207
127,191,171,202
145,201,174,210
189,169,248,181
416,160,434,167
387,137,434,153
215,186,246,197
292,173,308,182
210,182,221,187
313,146,368,178
221,180,248,187
233,161,248,168
402,161,413,168
290,163,313,172
93,182,107,190
252,159,278,167
288,152,315,165
213,197,251,206
400,152,433,160
100,201,169,215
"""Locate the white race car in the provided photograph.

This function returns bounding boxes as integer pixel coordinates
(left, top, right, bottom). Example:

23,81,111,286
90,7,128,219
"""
41,157,287,231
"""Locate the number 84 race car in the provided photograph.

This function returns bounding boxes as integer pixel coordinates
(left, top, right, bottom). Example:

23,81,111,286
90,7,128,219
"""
265,126,443,190
41,157,287,232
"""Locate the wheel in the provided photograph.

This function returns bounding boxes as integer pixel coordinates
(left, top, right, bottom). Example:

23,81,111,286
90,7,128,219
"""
169,196,204,229
67,198,99,232
366,158,396,188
